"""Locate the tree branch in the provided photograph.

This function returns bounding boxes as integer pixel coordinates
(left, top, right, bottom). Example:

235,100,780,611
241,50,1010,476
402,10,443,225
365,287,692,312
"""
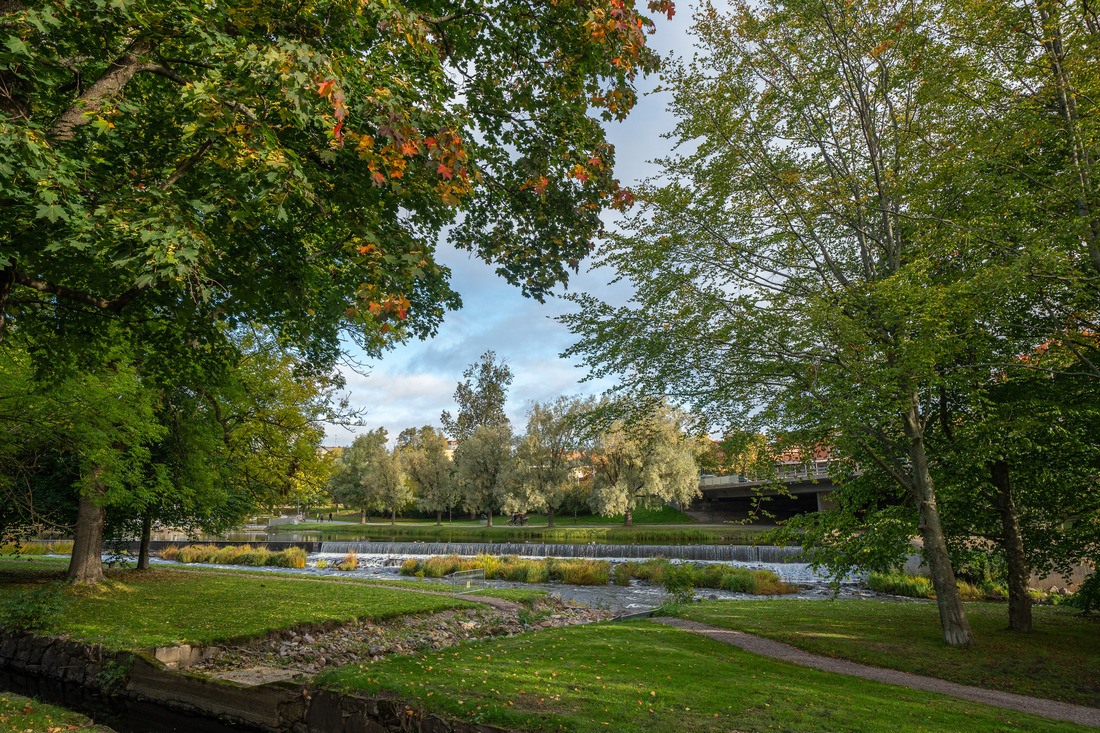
49,39,152,142
13,268,142,312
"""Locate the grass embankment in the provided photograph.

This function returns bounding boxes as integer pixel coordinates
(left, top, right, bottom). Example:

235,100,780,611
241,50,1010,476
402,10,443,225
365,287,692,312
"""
301,505,697,527
321,621,1087,733
0,540,74,555
673,599,1100,708
397,555,796,594
284,523,770,546
0,692,110,732
0,557,473,649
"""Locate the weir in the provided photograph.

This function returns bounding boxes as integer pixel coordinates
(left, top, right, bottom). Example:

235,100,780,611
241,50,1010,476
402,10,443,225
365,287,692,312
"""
318,541,804,563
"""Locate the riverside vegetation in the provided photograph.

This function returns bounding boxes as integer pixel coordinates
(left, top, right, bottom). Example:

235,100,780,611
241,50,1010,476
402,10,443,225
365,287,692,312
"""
399,555,796,594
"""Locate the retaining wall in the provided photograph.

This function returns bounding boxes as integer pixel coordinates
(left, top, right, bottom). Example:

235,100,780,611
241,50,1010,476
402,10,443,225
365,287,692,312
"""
0,631,511,732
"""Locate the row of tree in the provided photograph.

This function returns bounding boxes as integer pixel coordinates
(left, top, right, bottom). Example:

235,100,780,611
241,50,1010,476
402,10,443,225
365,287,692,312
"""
563,0,1100,645
328,352,701,527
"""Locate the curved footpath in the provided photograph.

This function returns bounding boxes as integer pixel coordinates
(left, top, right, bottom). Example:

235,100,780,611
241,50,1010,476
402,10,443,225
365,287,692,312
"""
654,617,1100,728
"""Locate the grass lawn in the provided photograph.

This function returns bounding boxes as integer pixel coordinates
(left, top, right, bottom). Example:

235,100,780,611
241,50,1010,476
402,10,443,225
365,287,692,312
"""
0,558,474,649
299,505,698,527
673,599,1100,708
281,522,771,546
0,691,111,732
320,621,1087,732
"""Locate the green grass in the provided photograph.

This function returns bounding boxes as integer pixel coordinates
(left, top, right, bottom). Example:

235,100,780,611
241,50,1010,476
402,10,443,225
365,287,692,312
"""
673,599,1100,708
279,522,770,546
0,558,475,649
320,621,1088,732
0,692,110,732
297,505,697,527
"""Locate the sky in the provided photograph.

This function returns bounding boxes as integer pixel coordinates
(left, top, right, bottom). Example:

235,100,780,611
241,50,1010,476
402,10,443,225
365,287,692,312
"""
324,9,696,446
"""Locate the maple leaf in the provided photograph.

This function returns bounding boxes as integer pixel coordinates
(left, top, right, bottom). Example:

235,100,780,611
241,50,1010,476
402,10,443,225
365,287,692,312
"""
316,79,335,98
437,163,454,180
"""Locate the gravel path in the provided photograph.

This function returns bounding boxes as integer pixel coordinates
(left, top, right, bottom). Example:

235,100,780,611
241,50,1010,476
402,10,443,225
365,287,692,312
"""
654,617,1100,728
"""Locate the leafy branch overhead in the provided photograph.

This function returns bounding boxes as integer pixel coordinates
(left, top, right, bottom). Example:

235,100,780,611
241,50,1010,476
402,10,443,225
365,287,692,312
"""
0,0,672,356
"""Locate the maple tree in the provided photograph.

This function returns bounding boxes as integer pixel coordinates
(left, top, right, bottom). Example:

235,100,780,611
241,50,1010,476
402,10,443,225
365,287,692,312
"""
0,0,673,582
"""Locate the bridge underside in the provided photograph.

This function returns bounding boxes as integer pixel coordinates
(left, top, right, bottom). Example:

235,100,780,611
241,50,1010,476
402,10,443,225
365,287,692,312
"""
689,478,836,523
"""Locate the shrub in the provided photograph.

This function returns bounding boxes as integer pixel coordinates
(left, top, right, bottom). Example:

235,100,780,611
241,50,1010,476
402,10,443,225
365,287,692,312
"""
316,559,331,569
554,560,610,585
1067,571,1100,614
399,559,419,575
159,546,181,562
663,564,696,604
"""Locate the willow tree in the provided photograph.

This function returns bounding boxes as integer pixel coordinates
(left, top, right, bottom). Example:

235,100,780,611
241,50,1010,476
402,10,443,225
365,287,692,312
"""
512,396,590,527
0,0,672,582
587,401,698,526
563,0,1053,645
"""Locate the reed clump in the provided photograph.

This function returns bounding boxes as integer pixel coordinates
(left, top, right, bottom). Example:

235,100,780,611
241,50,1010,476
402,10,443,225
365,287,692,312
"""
159,544,306,569
0,540,74,556
399,555,792,593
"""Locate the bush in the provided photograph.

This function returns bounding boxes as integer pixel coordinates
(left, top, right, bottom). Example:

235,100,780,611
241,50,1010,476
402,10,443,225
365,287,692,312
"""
663,565,696,604
0,583,66,633
1067,571,1100,614
612,564,633,586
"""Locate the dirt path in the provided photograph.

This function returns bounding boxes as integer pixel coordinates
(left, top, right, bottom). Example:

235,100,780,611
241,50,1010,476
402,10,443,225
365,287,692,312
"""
653,617,1099,728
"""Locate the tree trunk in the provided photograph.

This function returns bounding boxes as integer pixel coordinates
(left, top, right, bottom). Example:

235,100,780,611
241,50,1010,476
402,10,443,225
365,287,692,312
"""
436,510,442,526
624,506,633,527
547,507,555,528
903,401,973,646
360,507,366,524
989,460,1033,633
137,513,152,571
390,507,396,526
67,493,106,585
486,509,493,527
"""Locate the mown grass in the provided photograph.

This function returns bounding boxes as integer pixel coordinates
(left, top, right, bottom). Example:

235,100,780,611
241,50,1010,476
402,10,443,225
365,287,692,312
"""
0,557,474,649
673,599,1100,708
282,522,771,546
300,505,698,527
321,621,1088,733
0,692,109,732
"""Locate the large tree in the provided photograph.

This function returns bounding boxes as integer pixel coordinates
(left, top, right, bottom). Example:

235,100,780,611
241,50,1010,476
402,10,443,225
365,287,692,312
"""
1,0,672,581
587,401,698,526
562,0,1060,645
453,423,513,526
397,425,457,526
441,350,513,441
512,396,589,527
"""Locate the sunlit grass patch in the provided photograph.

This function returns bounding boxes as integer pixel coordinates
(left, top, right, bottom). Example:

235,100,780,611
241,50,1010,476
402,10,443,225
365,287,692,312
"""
675,599,1100,708
0,562,475,649
320,621,1087,732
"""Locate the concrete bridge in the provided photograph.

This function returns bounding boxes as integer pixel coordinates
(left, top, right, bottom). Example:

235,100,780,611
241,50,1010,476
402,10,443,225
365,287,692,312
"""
689,470,837,521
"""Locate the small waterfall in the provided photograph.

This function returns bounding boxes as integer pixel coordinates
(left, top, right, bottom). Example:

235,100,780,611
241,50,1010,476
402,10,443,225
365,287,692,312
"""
318,541,805,563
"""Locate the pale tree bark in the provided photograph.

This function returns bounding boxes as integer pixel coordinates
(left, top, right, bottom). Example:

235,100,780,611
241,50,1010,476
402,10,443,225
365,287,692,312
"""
624,505,633,527
67,491,106,585
903,397,973,646
989,460,1033,633
49,39,153,143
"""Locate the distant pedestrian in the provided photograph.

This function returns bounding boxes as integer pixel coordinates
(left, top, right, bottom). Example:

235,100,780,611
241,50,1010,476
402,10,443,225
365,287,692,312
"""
328,512,333,522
